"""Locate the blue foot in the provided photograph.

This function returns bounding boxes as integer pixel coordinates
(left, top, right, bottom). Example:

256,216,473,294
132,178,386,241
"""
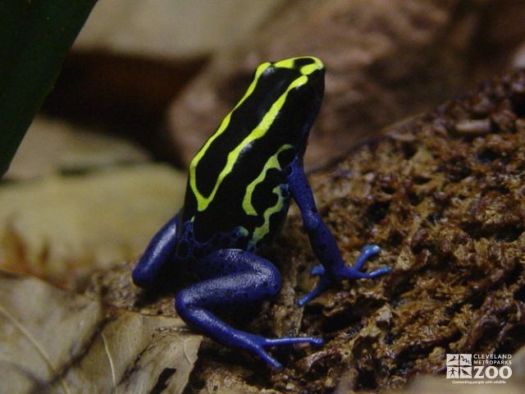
298,244,390,306
338,244,390,280
244,333,324,369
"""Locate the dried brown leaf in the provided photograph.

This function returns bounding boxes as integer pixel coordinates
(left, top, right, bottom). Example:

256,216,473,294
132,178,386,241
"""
0,165,186,288
0,272,201,393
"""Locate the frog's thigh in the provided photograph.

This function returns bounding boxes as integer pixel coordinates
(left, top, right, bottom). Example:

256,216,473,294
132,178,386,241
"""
178,249,282,308
175,250,281,344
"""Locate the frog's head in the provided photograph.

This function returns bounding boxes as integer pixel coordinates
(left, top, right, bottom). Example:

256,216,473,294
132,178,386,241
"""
258,56,325,109
251,56,325,148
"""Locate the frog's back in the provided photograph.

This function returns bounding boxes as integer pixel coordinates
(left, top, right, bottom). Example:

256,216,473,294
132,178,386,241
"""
182,57,324,249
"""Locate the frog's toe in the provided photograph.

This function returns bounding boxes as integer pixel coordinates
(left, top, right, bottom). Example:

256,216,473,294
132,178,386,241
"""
250,335,324,369
362,244,381,255
351,244,381,271
264,336,324,347
339,265,391,280
310,264,325,276
337,244,390,279
297,276,332,306
297,287,321,307
365,266,391,277
254,347,283,369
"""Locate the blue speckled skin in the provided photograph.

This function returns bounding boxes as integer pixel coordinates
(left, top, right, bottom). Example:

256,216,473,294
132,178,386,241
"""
132,57,390,369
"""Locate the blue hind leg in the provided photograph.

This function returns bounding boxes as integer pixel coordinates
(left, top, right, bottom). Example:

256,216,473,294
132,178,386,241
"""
175,249,323,369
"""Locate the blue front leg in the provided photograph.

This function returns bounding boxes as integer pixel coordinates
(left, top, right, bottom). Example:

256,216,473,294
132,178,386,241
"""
175,249,323,369
132,213,180,288
287,159,390,306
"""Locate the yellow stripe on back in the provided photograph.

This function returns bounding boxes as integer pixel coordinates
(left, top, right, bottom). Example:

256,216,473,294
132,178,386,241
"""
189,73,309,212
242,144,293,216
188,62,270,209
250,185,287,245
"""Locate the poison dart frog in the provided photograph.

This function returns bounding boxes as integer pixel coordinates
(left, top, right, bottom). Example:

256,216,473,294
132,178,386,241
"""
132,56,390,369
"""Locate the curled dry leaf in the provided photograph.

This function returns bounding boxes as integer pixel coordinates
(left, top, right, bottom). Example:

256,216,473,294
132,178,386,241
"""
0,271,201,393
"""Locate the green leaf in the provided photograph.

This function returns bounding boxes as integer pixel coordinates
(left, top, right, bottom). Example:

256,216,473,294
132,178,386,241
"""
0,0,97,177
